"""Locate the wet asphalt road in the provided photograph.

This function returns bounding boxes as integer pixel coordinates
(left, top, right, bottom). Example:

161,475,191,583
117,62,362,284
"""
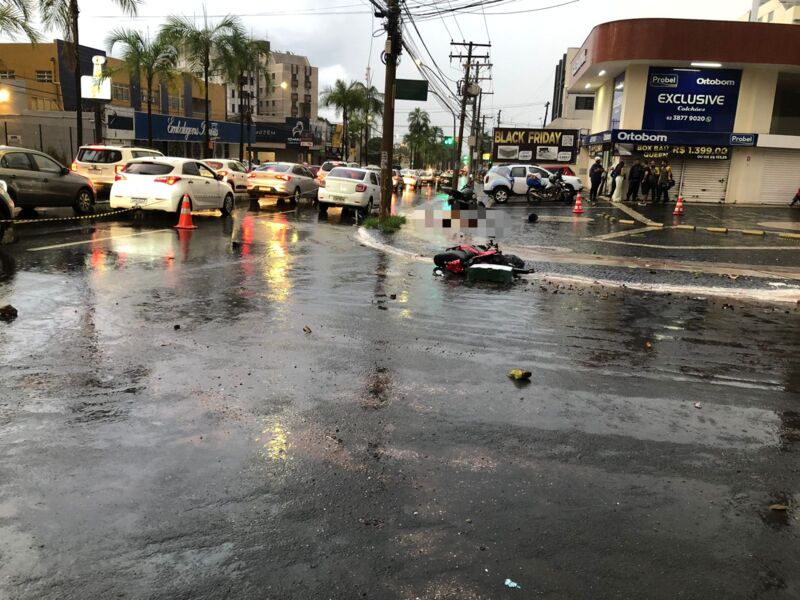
1,196,800,599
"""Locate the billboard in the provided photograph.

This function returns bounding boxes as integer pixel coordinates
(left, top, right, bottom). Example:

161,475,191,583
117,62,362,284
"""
80,56,111,101
492,128,579,164
642,67,742,132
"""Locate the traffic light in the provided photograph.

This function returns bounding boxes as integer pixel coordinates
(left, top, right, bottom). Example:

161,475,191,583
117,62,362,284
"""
443,136,454,146
461,154,469,165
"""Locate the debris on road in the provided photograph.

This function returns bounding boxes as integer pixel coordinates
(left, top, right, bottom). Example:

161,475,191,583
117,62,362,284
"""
527,213,539,223
504,578,522,589
694,402,702,409
173,324,181,330
508,369,532,381
0,304,18,322
645,341,653,349
303,325,312,334
769,504,789,511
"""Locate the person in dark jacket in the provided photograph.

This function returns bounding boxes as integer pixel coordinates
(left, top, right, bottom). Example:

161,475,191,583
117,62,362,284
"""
589,157,605,203
640,162,652,205
626,160,644,203
647,161,659,204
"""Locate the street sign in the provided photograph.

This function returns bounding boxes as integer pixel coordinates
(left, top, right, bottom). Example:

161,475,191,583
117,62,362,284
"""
395,79,428,101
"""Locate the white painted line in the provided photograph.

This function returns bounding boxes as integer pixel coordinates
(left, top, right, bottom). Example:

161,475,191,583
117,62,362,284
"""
595,239,800,251
28,228,174,252
591,226,657,241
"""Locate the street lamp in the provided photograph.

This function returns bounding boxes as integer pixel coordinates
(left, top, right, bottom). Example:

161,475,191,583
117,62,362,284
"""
280,81,288,119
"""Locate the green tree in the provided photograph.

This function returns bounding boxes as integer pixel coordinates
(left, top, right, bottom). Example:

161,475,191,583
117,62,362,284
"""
0,0,39,42
160,12,243,158
216,31,270,161
40,0,140,146
351,82,383,165
106,28,178,148
404,108,430,168
320,79,362,161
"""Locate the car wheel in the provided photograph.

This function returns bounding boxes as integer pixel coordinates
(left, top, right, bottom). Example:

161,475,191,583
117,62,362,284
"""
360,198,374,219
318,202,328,215
493,186,510,204
73,188,95,214
293,187,301,204
220,193,234,216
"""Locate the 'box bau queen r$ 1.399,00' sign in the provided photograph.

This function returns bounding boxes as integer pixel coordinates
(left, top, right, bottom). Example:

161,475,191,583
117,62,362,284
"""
492,128,579,164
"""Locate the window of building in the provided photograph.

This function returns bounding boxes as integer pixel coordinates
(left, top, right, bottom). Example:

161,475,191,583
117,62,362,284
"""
112,83,130,102
575,96,594,111
231,89,235,98
35,70,53,83
140,89,158,104
0,71,15,80
770,72,800,136
767,11,774,22
169,95,184,111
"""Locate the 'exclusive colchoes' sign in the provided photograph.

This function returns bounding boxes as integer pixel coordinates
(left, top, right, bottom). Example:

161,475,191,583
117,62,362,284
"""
642,67,742,133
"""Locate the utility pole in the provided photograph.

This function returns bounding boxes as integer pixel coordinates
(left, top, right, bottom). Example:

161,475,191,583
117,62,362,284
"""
450,41,490,186
543,101,551,127
496,109,502,128
377,0,401,220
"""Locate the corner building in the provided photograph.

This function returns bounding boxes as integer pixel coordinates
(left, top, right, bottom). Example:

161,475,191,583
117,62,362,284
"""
569,18,800,204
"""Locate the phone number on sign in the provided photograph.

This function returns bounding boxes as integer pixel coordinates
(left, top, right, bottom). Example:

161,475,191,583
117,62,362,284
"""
666,115,711,123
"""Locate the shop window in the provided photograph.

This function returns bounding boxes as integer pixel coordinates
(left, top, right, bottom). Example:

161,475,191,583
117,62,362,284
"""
35,70,53,83
575,96,594,111
770,72,800,136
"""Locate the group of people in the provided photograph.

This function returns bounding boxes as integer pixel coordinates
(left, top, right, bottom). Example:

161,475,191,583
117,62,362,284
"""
589,158,674,205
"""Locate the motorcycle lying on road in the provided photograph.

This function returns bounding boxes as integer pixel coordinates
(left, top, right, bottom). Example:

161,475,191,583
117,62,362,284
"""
526,171,571,205
433,239,533,275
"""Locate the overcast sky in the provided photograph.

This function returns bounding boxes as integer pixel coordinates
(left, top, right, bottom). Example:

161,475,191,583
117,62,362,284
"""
8,0,756,137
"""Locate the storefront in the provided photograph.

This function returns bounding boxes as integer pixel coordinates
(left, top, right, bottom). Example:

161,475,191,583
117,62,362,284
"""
133,112,253,159
251,118,328,164
568,17,800,204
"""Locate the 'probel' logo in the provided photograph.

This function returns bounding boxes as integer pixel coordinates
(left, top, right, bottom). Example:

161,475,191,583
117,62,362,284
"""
730,134,755,145
650,74,678,88
617,131,669,143
697,77,737,86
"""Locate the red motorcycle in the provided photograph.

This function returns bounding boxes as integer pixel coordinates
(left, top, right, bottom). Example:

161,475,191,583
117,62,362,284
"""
433,240,531,274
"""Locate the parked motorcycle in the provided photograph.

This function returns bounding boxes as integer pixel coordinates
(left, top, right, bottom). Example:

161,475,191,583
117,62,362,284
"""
447,186,479,209
433,239,532,275
527,171,571,205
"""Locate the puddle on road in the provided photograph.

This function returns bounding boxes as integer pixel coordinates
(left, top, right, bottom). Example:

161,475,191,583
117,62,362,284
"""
779,411,800,451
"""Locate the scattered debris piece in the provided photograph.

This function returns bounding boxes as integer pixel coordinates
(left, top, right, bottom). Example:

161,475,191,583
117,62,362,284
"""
694,402,702,409
303,325,312,334
644,341,653,349
378,305,388,310
508,369,532,381
0,304,18,322
769,504,789,511
173,324,181,330
504,579,522,590
390,294,397,300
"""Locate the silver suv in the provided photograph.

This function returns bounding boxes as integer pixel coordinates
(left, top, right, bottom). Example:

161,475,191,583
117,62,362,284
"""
73,145,163,198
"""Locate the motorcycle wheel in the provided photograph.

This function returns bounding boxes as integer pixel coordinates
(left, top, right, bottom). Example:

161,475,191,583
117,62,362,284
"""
526,190,542,205
433,250,469,268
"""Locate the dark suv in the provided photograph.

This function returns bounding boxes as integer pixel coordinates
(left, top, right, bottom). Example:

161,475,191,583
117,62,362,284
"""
0,146,96,214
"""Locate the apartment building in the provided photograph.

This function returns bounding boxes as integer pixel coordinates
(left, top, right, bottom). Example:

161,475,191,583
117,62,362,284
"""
740,0,800,23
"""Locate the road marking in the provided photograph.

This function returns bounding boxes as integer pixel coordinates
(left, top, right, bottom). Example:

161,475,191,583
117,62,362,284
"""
595,239,800,251
591,226,655,241
27,228,174,252
606,200,662,227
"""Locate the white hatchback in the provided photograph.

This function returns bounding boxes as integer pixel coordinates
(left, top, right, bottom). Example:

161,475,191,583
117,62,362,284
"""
73,145,163,197
318,166,381,216
205,159,249,193
110,157,235,215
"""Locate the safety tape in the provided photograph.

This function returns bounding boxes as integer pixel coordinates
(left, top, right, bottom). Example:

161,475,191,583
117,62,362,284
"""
0,207,137,225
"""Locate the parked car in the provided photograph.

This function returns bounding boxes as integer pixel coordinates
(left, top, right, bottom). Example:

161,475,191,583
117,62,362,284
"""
419,170,436,186
317,160,346,184
110,157,234,215
484,164,583,203
205,159,249,193
318,166,381,217
0,146,95,214
246,162,319,202
0,179,14,241
346,162,361,168
401,169,419,188
72,145,163,198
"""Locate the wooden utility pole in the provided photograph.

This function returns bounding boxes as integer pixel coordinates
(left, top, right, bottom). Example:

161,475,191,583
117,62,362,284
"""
450,41,490,186
543,101,551,127
377,0,401,220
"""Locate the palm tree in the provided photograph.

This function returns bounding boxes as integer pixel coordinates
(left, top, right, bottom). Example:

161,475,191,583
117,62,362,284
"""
160,13,243,158
106,28,177,148
405,108,430,168
216,31,269,161
320,79,362,161
0,0,39,42
350,82,383,165
40,0,140,146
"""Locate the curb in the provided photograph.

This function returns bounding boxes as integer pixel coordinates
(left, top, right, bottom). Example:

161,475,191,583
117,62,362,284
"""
742,229,766,236
675,224,696,231
779,232,800,240
706,227,729,234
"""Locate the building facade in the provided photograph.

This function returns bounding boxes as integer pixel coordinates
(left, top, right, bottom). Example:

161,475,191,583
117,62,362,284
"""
549,47,595,131
0,40,247,162
569,18,800,204
740,0,800,24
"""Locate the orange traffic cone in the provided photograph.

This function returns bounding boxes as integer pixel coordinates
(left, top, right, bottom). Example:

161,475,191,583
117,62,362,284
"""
174,195,197,230
572,191,584,215
673,195,685,216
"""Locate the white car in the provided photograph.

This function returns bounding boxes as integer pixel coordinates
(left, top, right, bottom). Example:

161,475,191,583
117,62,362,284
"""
318,166,381,216
401,169,419,188
110,157,235,215
205,159,249,193
72,145,163,197
484,164,583,203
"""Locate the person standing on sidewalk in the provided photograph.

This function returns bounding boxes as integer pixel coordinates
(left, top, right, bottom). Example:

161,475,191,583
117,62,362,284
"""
658,160,673,203
626,160,644,203
647,161,659,204
640,162,652,205
611,161,625,203
589,157,605,203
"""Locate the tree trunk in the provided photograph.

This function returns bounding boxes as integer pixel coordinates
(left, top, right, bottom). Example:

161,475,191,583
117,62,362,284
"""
204,58,210,158
342,106,348,161
70,0,82,148
238,73,244,162
146,76,153,148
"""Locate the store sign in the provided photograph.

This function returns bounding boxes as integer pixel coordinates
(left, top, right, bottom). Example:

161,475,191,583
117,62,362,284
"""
642,67,742,132
492,127,578,164
613,129,757,147
633,143,731,160
135,112,249,143
255,118,312,147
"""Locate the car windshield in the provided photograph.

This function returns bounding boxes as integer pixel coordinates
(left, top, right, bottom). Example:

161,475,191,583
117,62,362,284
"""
257,164,291,173
206,161,223,169
328,168,366,180
124,162,174,175
77,148,122,163
491,166,511,177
